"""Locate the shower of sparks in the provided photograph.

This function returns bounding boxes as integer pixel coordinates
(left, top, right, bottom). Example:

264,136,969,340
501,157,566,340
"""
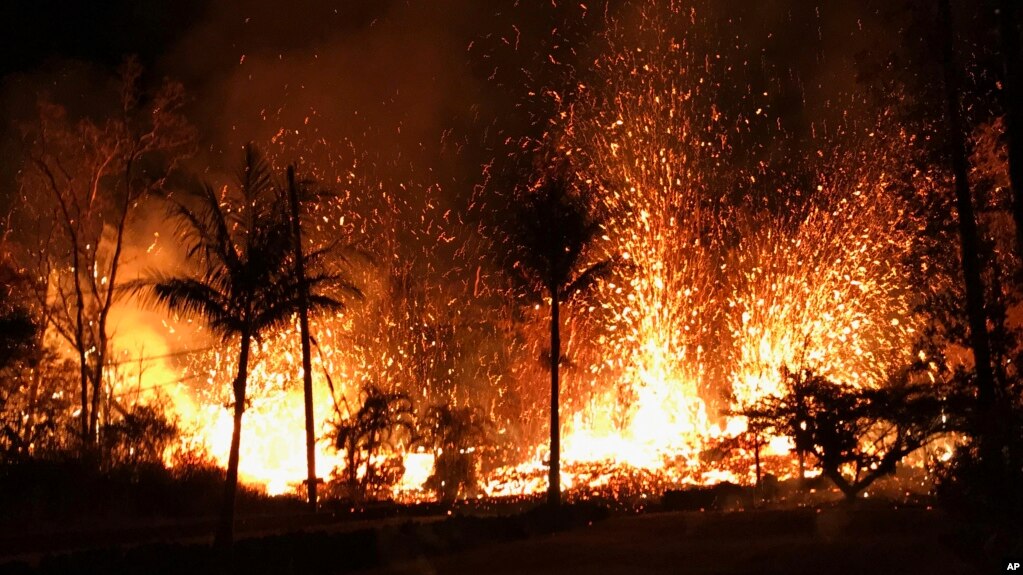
149,0,935,500
727,142,925,408
550,2,728,473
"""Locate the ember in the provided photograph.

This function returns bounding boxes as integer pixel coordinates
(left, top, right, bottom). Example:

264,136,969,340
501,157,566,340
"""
1,0,1019,567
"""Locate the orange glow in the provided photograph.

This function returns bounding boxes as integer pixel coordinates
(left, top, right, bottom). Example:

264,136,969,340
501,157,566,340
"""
129,1,933,502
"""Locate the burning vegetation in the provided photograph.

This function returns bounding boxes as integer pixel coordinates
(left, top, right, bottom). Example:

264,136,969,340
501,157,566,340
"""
0,0,1021,559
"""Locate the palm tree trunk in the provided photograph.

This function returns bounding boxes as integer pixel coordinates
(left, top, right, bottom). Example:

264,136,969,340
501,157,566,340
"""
215,329,251,551
939,0,999,456
548,290,561,508
288,166,318,513
347,443,358,497
753,431,762,489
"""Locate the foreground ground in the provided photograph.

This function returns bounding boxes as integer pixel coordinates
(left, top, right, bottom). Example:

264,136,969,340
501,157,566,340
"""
363,507,981,575
1,502,1001,574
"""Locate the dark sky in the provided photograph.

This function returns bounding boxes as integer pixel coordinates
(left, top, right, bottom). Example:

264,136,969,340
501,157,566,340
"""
0,0,999,221
0,0,204,76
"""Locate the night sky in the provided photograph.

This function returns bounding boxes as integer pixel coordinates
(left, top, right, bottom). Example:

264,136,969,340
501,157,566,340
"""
3,0,977,218
0,0,1019,549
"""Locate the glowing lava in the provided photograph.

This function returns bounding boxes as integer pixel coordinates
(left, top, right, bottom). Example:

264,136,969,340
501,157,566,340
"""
154,1,928,500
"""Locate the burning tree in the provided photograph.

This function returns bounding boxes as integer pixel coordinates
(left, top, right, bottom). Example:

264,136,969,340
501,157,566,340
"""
739,367,953,501
17,57,194,452
133,145,347,548
504,163,616,507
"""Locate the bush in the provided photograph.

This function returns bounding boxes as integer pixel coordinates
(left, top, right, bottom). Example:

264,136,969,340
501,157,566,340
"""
738,367,953,501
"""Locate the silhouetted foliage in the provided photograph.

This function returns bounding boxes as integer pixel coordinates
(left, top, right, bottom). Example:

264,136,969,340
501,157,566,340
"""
330,384,416,500
419,404,487,502
936,375,1023,528
102,403,178,470
739,367,953,501
0,308,35,373
503,161,616,507
131,144,346,549
0,262,78,461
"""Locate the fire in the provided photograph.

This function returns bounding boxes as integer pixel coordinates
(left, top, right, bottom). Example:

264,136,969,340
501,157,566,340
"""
558,340,710,470
474,0,927,496
172,326,347,495
134,1,931,501
196,387,341,496
728,166,922,406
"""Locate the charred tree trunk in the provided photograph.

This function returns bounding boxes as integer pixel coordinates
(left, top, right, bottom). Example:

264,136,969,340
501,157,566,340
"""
288,166,318,513
215,329,251,551
1000,0,1023,262
753,431,762,488
797,450,806,490
88,356,102,446
548,288,561,509
939,0,999,456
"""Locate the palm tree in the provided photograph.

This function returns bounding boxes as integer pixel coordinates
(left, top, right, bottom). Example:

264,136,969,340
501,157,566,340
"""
506,166,615,508
331,384,416,499
135,145,347,549
419,404,487,501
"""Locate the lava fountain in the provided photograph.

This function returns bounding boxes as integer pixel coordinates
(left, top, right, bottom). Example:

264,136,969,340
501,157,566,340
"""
550,2,732,474
162,1,929,499
521,1,927,490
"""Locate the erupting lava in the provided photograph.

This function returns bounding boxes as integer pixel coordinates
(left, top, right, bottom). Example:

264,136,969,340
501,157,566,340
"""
150,1,926,499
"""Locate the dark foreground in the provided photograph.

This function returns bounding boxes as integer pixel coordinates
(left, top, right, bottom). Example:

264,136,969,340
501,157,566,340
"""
1,505,1005,574
365,507,983,575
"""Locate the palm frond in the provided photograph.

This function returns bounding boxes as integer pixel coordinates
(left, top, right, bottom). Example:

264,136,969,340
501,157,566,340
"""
238,143,274,205
563,256,618,301
506,167,606,298
129,272,237,340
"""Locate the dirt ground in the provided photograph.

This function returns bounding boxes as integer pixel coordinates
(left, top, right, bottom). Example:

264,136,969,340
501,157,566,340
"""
363,507,982,575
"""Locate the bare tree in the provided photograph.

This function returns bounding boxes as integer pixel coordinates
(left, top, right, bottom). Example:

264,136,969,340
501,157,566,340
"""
18,57,194,451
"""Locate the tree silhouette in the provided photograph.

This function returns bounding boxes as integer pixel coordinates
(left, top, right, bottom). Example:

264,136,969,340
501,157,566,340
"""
505,164,615,508
102,402,178,469
0,255,77,461
937,0,1001,472
998,0,1023,260
419,404,487,502
133,145,346,549
331,384,416,500
740,367,953,501
20,58,194,451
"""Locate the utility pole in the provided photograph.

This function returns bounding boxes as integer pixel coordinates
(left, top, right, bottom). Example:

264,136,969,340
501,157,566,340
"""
288,165,318,512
